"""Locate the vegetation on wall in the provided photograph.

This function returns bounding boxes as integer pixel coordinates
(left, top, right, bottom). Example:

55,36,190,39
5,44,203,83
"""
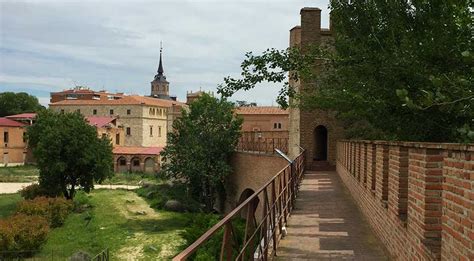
27,110,114,199
0,92,45,117
161,93,242,212
218,0,473,142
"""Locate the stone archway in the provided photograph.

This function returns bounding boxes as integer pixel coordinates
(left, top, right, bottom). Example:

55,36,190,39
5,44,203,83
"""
144,157,155,173
130,157,141,172
238,188,259,219
117,156,128,173
314,125,328,161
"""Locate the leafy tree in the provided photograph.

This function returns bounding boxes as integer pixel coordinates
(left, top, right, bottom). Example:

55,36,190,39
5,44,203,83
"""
235,100,258,107
0,92,45,117
161,93,242,212
218,0,473,142
27,110,113,199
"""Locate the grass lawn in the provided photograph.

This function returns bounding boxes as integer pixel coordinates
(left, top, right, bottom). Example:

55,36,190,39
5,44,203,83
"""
0,165,39,182
102,172,161,186
37,189,190,260
0,193,22,218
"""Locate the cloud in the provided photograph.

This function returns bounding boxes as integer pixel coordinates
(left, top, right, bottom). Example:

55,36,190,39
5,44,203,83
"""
0,0,330,105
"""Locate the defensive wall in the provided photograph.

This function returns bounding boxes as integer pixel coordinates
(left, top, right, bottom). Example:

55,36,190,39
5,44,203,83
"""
336,140,473,260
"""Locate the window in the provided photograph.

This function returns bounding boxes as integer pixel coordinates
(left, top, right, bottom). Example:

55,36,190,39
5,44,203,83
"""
3,131,9,145
93,109,97,115
278,123,282,129
149,126,153,136
22,132,26,143
127,109,131,115
110,109,114,115
158,126,162,137
116,133,120,145
274,123,277,129
126,127,131,136
119,158,126,165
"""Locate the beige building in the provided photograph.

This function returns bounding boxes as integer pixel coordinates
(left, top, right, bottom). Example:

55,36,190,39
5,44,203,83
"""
235,106,288,134
50,96,184,148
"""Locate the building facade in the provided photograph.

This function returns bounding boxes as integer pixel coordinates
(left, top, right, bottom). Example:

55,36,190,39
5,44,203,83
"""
0,118,27,167
288,8,344,169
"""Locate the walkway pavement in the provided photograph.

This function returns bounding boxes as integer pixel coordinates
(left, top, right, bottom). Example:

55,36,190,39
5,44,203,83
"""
276,171,389,260
0,182,139,194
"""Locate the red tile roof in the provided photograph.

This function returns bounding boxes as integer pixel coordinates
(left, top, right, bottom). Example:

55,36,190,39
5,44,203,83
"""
86,116,116,128
0,117,26,127
50,95,185,107
235,106,288,115
5,113,37,120
113,146,162,155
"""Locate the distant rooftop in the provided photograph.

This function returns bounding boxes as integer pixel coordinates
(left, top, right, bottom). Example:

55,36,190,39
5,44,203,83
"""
113,146,162,155
235,106,288,115
0,117,26,127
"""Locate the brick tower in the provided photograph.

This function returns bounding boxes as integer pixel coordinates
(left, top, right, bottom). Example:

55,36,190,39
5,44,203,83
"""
288,7,344,170
151,44,170,99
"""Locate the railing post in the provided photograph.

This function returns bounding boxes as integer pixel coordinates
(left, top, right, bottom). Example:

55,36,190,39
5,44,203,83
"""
220,223,233,261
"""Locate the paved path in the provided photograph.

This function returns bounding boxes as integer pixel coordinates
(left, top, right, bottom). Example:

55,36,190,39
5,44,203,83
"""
0,182,139,194
276,171,389,260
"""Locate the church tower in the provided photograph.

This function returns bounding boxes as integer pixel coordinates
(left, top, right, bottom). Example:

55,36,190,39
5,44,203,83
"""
151,44,170,98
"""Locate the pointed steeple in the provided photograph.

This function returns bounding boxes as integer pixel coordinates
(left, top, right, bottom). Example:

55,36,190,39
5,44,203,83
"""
157,41,164,75
151,41,170,98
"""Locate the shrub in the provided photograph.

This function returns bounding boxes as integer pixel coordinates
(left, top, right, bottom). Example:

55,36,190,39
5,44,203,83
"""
136,182,201,212
16,197,73,227
73,190,92,212
19,183,48,199
0,214,49,258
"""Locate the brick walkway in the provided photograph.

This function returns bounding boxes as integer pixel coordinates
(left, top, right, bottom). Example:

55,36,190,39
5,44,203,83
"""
276,171,389,260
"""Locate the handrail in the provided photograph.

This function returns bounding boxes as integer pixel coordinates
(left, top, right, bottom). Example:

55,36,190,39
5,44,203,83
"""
173,150,305,261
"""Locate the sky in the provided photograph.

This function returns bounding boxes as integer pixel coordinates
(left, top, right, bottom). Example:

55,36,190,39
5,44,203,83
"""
0,0,330,107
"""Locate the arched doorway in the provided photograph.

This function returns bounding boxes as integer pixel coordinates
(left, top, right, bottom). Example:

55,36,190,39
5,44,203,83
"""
117,157,128,173
144,157,155,173
238,188,259,219
314,125,328,161
130,157,141,172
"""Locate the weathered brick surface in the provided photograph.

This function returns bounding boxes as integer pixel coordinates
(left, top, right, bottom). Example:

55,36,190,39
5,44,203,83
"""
336,140,473,261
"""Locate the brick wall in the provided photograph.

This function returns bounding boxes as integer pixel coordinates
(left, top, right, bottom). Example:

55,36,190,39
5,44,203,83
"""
336,140,473,260
227,152,288,215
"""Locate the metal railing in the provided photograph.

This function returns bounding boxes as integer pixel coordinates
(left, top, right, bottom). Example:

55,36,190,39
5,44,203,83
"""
173,150,305,261
237,132,289,155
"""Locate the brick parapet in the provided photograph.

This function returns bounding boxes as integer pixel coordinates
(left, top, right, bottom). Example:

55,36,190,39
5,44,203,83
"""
336,140,472,260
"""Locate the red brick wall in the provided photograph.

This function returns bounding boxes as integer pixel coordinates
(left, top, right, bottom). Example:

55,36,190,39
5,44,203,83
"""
336,140,473,261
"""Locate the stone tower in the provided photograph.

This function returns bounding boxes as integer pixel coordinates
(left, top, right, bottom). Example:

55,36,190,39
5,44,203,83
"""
151,45,170,99
288,7,344,170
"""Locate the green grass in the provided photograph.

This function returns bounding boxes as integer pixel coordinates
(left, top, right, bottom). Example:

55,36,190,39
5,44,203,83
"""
37,189,191,260
102,172,161,186
0,165,39,182
0,193,22,218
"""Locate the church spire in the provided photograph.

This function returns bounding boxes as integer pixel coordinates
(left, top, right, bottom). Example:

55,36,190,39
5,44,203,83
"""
157,41,164,75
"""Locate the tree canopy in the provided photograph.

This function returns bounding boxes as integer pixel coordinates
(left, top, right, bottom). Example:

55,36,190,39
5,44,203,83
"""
0,92,45,117
218,0,473,142
27,110,113,199
161,94,242,212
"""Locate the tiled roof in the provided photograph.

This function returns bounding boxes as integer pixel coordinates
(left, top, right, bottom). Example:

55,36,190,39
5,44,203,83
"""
86,116,116,128
0,117,26,127
5,113,37,119
235,106,289,115
50,95,185,107
113,146,162,155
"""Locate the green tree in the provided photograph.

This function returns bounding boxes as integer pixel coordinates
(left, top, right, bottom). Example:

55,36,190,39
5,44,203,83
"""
0,92,45,117
161,94,242,212
219,0,473,142
27,110,113,199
